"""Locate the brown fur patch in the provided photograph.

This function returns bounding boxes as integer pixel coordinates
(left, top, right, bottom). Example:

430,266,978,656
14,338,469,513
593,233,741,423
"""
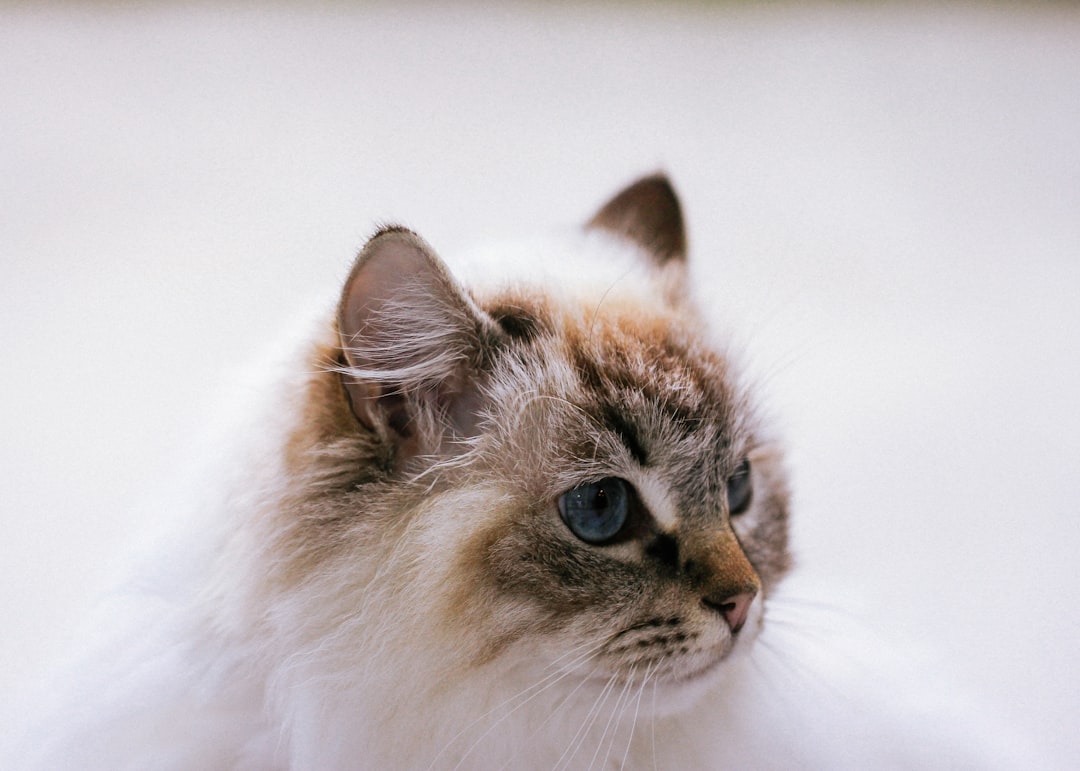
255,233,791,684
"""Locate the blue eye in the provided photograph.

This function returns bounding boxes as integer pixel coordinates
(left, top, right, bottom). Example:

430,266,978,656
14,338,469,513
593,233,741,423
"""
558,477,631,544
727,458,753,515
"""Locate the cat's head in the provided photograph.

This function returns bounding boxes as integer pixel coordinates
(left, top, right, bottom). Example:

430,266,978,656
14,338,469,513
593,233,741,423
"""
275,175,790,708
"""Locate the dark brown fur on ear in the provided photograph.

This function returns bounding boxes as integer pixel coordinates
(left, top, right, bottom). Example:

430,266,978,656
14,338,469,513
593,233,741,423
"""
587,173,687,265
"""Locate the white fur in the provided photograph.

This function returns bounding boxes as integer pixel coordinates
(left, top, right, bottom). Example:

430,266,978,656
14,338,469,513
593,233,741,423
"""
4,235,1051,770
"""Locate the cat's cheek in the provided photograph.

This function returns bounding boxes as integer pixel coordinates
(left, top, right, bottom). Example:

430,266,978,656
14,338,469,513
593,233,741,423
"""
449,505,640,640
432,504,556,663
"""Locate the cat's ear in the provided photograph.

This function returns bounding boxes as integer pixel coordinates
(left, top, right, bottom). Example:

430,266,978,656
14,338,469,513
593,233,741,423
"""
587,173,687,266
337,227,494,453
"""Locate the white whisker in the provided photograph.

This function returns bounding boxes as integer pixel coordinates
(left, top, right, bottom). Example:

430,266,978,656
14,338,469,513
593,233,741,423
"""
619,662,655,770
650,674,659,771
752,636,826,697
544,636,611,673
590,666,637,771
554,672,618,771
497,662,603,771
429,640,605,770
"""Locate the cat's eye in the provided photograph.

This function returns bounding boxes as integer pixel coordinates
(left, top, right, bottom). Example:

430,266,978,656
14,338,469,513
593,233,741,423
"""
558,477,631,545
727,458,753,515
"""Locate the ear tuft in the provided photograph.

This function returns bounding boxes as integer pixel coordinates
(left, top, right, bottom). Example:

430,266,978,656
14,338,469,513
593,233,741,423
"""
337,228,493,450
587,173,687,265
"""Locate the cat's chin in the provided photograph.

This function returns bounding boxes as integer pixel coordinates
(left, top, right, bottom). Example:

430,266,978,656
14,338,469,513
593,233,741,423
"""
638,600,764,718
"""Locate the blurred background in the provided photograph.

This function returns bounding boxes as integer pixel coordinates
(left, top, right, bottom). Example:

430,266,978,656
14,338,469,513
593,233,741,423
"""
1,2,1077,764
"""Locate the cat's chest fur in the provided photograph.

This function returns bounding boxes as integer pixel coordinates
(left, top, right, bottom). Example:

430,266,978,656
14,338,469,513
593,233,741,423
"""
9,176,1024,770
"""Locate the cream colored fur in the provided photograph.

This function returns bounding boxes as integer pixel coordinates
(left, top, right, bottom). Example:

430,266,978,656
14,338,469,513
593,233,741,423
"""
6,180,1035,771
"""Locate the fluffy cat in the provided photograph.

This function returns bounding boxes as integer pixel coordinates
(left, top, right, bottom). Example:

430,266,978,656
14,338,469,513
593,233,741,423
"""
7,176,1034,770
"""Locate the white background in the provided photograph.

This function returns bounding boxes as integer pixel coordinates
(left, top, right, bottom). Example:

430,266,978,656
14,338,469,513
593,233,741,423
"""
2,3,1077,764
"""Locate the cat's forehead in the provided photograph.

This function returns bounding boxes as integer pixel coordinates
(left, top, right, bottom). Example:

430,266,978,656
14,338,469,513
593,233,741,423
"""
477,284,751,483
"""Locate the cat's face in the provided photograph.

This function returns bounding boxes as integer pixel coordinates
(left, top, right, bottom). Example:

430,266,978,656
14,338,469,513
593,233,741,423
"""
275,176,789,711
445,283,791,691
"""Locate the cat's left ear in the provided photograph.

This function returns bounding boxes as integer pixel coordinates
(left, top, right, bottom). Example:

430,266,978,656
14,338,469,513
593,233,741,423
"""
587,173,688,266
337,227,496,454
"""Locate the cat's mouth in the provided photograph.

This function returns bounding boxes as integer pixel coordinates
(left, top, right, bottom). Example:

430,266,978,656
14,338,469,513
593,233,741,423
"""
597,628,731,685
570,631,733,713
596,601,763,687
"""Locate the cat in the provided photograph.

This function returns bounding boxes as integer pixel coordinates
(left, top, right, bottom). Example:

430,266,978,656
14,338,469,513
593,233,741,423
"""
7,175,1036,770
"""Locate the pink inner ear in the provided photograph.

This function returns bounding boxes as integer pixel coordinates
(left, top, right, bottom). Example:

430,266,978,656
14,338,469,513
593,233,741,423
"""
336,228,490,450
340,232,434,352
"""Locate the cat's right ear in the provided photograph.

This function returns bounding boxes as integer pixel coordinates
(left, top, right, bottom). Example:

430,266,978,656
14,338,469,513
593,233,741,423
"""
337,227,494,452
587,173,688,266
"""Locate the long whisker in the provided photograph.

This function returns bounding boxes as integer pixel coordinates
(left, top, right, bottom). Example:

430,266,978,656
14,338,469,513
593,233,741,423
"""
554,673,618,771
497,662,603,771
544,635,611,673
650,674,659,771
747,640,794,704
619,662,655,770
609,666,649,770
591,665,638,771
767,593,866,626
764,616,839,647
429,639,606,770
457,662,590,771
754,636,808,685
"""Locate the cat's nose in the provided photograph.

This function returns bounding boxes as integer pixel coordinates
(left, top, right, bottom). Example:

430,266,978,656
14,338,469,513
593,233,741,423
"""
703,590,756,633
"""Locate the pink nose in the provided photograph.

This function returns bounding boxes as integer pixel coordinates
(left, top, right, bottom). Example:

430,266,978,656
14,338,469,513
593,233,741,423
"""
706,591,756,633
